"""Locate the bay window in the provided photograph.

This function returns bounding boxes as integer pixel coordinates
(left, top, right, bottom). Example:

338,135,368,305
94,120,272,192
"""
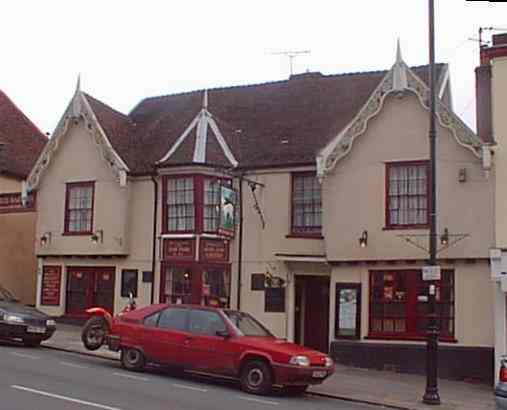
166,177,195,232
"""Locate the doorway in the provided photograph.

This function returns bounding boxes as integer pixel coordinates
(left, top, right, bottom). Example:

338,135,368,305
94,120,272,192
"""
66,267,115,316
294,275,330,353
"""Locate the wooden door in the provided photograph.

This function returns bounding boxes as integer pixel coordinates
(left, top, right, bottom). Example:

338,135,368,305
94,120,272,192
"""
66,269,94,316
303,276,330,353
93,268,115,314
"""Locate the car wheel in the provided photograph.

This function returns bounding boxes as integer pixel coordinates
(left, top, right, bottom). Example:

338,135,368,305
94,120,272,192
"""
121,347,145,372
23,339,41,348
284,385,308,396
81,316,107,351
240,360,273,395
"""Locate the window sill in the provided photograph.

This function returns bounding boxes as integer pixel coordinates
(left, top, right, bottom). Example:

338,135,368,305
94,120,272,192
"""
366,334,457,343
382,225,429,231
286,233,324,240
62,231,93,236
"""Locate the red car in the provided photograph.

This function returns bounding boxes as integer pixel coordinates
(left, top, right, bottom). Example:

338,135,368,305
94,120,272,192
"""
106,304,335,395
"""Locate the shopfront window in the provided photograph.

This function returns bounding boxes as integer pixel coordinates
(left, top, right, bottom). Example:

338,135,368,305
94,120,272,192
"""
164,267,193,304
369,270,454,340
202,268,230,307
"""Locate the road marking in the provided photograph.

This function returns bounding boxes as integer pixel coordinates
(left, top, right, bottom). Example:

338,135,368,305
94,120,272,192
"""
236,395,279,406
10,352,40,360
172,383,208,392
11,385,123,410
113,372,149,381
59,361,89,369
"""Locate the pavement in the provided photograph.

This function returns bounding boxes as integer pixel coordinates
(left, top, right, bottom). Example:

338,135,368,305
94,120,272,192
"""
41,324,496,410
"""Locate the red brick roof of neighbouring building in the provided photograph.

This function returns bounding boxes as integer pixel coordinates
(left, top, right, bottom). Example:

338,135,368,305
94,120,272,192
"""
0,90,48,179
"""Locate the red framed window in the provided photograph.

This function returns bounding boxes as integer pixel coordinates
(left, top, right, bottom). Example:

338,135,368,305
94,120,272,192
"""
166,177,195,232
291,173,321,235
369,270,454,340
64,182,94,234
203,178,231,233
386,161,429,229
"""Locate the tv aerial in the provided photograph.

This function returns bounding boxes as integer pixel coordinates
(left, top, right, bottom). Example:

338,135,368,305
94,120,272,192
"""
271,50,311,76
469,27,507,47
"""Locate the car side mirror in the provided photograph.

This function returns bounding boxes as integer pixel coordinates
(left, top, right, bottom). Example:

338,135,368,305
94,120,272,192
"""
216,330,230,338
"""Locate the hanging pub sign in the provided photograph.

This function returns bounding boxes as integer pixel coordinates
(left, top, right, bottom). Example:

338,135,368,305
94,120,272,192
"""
163,239,196,261
41,266,61,306
218,186,236,238
200,238,229,263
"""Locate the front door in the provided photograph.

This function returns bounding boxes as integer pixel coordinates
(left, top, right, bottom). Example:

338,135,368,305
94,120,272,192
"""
66,267,115,316
295,275,330,353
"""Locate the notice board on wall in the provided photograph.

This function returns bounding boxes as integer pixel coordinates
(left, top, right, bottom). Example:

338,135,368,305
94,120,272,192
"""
41,266,61,306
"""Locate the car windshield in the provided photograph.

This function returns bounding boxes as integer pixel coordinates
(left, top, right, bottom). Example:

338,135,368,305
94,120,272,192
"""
224,310,273,337
0,285,18,302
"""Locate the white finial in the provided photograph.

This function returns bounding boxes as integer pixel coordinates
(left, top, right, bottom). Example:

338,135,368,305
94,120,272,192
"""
203,89,208,110
76,73,81,94
396,38,403,64
393,38,408,91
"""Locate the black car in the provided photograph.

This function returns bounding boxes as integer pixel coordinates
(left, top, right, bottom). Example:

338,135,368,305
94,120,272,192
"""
0,285,56,346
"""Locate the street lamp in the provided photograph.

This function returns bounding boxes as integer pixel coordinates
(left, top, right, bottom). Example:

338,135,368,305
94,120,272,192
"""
423,0,441,405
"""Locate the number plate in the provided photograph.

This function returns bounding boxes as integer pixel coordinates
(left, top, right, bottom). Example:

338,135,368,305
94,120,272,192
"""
27,326,46,334
312,370,327,378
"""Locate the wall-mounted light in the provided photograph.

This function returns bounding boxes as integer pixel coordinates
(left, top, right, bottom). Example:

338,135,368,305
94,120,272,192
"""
440,228,449,246
40,232,51,246
358,230,368,248
91,229,103,244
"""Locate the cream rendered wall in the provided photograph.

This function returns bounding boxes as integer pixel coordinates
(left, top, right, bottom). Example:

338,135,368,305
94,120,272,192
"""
0,174,37,304
493,57,507,248
35,119,129,256
0,175,21,193
239,172,326,337
330,261,493,348
323,92,493,261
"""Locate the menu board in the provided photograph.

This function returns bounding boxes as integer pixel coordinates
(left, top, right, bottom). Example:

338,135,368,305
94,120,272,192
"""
200,239,229,263
163,239,195,261
41,266,61,306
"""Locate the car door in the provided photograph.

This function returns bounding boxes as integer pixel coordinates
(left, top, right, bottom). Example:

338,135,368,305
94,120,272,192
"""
185,309,235,375
142,307,190,366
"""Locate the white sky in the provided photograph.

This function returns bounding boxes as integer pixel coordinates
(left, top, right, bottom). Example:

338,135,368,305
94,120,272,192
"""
0,0,505,135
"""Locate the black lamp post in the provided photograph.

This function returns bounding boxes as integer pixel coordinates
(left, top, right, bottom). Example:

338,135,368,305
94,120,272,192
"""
423,0,440,405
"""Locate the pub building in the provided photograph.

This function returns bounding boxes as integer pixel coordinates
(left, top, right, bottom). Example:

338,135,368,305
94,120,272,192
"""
30,47,497,383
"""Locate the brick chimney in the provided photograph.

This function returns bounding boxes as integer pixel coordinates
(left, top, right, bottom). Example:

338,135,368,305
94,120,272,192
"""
476,33,507,143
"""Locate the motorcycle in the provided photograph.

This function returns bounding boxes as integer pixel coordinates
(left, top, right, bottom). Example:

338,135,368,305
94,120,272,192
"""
81,292,137,351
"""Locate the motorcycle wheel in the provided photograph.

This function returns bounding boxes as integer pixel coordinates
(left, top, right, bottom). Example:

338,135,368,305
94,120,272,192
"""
81,316,108,351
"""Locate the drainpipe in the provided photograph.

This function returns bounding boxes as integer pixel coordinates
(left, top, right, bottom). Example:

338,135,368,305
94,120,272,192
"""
150,175,159,305
237,174,243,310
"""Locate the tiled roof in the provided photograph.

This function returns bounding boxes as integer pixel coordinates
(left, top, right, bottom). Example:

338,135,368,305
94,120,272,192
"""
0,90,48,178
83,64,446,174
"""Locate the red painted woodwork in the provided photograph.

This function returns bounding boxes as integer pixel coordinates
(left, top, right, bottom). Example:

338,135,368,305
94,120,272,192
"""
41,266,62,306
384,160,430,230
200,238,229,263
0,191,36,214
163,239,196,261
63,181,95,235
66,267,115,316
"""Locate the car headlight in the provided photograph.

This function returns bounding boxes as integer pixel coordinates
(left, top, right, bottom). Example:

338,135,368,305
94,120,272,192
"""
46,319,56,327
289,355,310,366
325,357,334,367
5,314,24,324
